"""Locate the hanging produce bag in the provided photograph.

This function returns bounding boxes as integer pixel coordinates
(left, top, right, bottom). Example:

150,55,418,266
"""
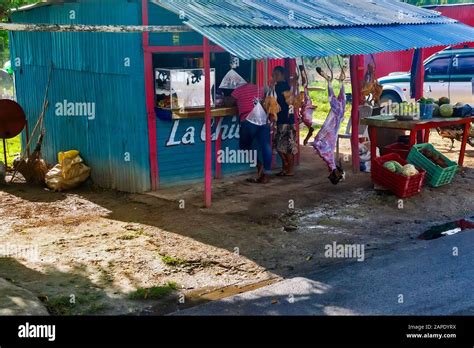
219,69,247,89
45,150,91,191
263,88,281,122
246,100,268,126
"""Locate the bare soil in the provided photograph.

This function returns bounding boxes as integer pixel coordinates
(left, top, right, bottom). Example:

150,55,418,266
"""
0,132,473,315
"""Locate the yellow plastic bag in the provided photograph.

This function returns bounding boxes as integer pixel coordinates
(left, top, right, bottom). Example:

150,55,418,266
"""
45,150,91,191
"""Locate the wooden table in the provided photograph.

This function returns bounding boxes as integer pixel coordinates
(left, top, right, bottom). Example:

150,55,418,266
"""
361,116,474,166
172,106,238,120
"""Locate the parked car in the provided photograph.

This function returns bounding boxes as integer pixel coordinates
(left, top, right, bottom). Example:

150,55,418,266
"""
378,47,474,105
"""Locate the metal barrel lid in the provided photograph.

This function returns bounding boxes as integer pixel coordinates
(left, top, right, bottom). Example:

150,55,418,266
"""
0,100,26,139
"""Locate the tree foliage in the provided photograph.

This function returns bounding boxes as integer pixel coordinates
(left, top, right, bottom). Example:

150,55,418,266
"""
1,0,37,20
1,0,36,60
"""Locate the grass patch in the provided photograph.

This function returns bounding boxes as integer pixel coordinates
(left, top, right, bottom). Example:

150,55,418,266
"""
128,282,179,300
98,268,114,285
43,292,108,316
0,135,21,166
161,255,187,267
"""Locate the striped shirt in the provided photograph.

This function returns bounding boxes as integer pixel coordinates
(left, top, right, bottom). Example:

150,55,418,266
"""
231,83,264,122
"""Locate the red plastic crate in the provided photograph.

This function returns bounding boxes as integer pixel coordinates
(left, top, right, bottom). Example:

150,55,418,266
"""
372,153,426,198
382,142,411,160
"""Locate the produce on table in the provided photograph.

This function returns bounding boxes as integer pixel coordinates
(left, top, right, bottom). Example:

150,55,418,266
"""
432,104,440,117
439,104,454,117
438,97,450,106
421,148,448,168
401,164,419,177
418,97,435,105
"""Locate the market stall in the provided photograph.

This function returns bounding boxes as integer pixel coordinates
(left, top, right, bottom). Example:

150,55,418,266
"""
5,0,474,206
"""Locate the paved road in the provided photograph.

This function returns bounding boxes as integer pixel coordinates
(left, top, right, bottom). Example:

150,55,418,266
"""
174,231,474,315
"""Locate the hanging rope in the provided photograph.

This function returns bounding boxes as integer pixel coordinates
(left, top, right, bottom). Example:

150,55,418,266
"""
323,57,334,81
336,56,347,82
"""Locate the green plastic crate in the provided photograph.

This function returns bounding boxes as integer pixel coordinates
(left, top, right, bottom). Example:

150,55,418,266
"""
407,143,458,187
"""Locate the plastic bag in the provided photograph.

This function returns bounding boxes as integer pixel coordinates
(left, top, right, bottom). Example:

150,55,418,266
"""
359,142,379,173
45,150,91,191
219,69,247,90
246,100,268,126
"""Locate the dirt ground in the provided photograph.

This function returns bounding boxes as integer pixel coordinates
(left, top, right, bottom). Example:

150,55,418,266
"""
0,132,473,315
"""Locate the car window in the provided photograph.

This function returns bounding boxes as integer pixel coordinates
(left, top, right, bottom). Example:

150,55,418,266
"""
425,57,451,75
452,56,474,75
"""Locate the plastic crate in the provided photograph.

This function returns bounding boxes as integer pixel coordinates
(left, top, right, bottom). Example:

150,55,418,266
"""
372,153,426,198
382,142,411,160
407,143,458,187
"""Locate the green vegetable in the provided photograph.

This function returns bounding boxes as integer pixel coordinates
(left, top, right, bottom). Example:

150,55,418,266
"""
383,161,397,173
383,161,403,173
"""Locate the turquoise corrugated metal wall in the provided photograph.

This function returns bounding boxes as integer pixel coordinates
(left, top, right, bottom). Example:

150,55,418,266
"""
148,3,203,47
9,0,151,192
156,116,252,187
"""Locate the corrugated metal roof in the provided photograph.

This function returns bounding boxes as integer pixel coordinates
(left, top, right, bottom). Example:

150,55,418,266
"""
153,0,474,59
186,22,474,59
154,0,456,28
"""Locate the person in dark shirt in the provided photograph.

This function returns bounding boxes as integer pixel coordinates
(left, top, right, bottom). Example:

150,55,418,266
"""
271,66,298,176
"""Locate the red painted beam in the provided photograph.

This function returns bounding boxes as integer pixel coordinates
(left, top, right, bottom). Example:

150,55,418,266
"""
215,117,223,180
146,45,225,53
350,55,363,173
203,37,212,208
142,0,159,190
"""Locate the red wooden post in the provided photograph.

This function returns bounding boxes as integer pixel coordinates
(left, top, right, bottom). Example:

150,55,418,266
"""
203,37,212,208
142,0,159,190
414,48,425,143
350,55,362,172
215,117,222,179
369,126,377,168
458,120,471,166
